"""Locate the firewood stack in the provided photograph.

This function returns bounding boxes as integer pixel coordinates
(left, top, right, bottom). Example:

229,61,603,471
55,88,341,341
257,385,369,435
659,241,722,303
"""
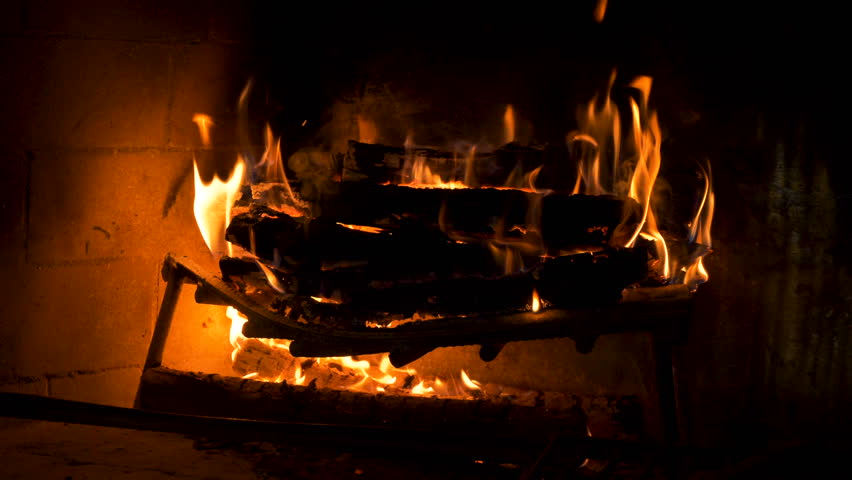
219,140,663,332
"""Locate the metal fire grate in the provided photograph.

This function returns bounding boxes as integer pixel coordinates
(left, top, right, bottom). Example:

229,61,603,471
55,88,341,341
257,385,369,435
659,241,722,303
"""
141,253,692,446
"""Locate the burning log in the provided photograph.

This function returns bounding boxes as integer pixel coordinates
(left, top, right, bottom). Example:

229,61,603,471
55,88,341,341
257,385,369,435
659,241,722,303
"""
227,190,639,271
223,247,648,327
307,183,638,249
137,366,592,436
226,208,501,281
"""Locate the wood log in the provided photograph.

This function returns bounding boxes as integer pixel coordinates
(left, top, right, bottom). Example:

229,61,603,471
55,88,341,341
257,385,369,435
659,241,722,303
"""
137,366,589,437
226,247,648,327
227,190,640,271
307,183,638,248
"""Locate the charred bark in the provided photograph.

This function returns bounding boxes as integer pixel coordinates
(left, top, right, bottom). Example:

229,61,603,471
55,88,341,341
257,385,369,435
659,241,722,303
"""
227,191,639,269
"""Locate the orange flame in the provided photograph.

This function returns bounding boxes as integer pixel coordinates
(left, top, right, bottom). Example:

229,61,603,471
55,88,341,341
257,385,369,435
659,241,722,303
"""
531,289,541,313
336,223,386,234
593,0,608,23
226,303,490,397
571,72,670,279
401,137,468,189
684,163,715,289
504,105,515,144
357,115,378,144
192,113,214,146
570,71,620,196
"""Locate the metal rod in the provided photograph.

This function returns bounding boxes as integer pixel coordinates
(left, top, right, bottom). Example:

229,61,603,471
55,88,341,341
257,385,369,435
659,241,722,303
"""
653,334,680,447
142,260,185,371
1,392,670,461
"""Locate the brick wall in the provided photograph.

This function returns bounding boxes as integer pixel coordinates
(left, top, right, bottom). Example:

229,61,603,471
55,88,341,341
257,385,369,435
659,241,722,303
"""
0,0,256,406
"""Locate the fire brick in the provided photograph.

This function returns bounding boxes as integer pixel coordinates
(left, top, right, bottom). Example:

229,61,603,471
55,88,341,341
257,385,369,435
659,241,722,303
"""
0,258,157,377
24,0,206,43
27,150,208,264
2,38,171,149
168,44,252,149
48,367,142,408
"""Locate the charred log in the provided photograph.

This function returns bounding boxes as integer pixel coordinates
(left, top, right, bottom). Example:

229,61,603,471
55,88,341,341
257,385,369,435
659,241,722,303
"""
227,191,639,271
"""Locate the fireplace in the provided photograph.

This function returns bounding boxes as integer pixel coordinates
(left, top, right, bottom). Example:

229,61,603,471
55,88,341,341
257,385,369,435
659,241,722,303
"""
1,1,850,477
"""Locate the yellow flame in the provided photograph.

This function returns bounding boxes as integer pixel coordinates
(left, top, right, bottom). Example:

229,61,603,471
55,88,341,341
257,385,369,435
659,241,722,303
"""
310,295,342,304
411,381,435,395
255,260,285,293
531,289,541,313
193,158,245,257
293,364,306,385
504,105,515,144
402,153,467,189
226,306,248,363
460,369,481,390
339,356,371,370
192,113,214,146
226,301,494,397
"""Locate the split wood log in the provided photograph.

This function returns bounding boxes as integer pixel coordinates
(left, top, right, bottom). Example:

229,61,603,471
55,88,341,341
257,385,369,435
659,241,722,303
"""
307,183,638,249
227,190,640,272
224,247,648,325
226,207,502,281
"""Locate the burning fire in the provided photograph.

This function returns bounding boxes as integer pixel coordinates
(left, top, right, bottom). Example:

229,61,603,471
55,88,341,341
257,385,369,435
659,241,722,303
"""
190,72,714,399
225,305,484,397
192,112,245,257
531,289,541,313
683,162,715,289
570,71,712,286
504,104,515,144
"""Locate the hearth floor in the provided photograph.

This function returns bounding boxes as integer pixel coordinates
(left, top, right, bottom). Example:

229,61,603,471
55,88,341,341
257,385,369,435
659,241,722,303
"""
3,416,840,479
0,418,521,479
